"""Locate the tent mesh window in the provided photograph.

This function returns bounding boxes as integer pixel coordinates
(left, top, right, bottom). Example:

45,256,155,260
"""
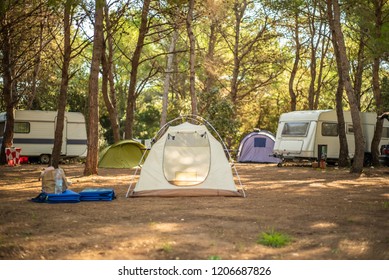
254,137,266,147
163,131,211,186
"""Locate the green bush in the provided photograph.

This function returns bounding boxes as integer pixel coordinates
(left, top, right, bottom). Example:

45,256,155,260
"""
257,229,291,248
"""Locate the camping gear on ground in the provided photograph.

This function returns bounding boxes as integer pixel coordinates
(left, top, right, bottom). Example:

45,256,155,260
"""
31,188,116,203
126,115,245,197
31,189,81,203
5,147,22,166
237,130,281,163
79,188,116,201
33,167,116,203
98,140,147,168
39,166,70,194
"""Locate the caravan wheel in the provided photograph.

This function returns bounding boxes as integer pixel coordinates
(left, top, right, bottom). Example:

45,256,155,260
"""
40,154,51,164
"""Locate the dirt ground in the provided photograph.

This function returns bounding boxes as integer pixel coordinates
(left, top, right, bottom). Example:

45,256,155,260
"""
0,162,389,260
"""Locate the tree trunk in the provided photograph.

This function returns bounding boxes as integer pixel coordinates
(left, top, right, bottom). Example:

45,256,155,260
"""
328,3,349,167
84,0,104,176
160,30,178,127
307,2,318,110
289,12,300,112
101,2,120,143
0,13,16,164
203,20,217,96
371,0,384,166
198,19,218,116
51,2,71,168
353,29,366,111
28,21,44,110
124,0,151,139
186,0,197,115
335,78,349,167
308,46,317,110
313,34,329,109
327,0,365,173
230,0,246,105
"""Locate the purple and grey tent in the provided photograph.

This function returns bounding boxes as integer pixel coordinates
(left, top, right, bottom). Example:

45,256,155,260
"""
237,130,281,163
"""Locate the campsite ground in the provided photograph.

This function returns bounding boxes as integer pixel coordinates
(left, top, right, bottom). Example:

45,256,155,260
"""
0,163,389,260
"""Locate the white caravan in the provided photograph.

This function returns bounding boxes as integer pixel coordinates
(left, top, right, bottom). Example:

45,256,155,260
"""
272,110,389,165
0,110,87,163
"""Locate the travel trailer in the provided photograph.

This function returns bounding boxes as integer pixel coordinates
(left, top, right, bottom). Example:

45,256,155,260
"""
272,110,389,165
0,110,87,163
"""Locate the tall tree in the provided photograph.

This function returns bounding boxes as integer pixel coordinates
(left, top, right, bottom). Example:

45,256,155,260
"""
327,0,365,173
51,0,74,168
27,17,45,109
101,0,120,143
84,0,104,175
123,0,151,139
199,0,224,115
51,0,90,167
289,10,301,111
0,1,45,164
307,0,330,110
332,30,350,167
160,29,178,127
223,0,279,107
352,27,367,110
0,0,15,164
370,0,387,166
186,0,197,115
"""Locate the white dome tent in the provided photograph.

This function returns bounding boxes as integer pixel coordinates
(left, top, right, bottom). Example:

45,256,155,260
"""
126,115,245,197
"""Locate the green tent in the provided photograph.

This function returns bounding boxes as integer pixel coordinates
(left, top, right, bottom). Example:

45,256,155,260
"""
98,140,147,168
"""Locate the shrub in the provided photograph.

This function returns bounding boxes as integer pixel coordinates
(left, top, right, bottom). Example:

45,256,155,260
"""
257,229,291,248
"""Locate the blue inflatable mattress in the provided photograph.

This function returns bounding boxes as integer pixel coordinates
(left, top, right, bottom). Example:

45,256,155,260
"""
31,190,81,203
79,188,116,201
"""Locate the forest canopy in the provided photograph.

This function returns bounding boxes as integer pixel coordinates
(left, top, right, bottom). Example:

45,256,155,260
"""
1,0,389,173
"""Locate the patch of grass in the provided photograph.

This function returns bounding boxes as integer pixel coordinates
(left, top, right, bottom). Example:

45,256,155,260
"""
160,243,173,253
208,255,222,260
257,229,291,248
331,248,340,255
382,201,389,209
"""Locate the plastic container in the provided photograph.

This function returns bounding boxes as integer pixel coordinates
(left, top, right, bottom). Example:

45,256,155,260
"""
54,169,63,194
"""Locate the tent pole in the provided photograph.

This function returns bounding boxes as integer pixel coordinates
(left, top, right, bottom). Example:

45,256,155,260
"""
125,146,149,197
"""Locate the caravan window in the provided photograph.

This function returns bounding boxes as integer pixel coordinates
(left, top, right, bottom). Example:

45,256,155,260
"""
322,122,338,136
281,122,309,136
14,122,30,133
